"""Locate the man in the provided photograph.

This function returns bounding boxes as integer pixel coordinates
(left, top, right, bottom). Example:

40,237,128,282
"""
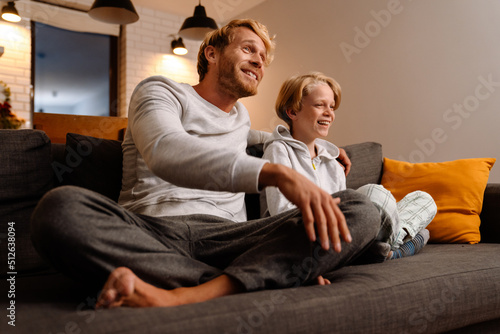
31,19,381,308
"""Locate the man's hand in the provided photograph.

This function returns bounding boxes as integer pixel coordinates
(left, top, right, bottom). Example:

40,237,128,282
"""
337,148,351,176
259,163,352,252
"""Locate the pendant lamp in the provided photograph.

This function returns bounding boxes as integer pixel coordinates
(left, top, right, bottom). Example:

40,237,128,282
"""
89,0,139,25
171,37,188,56
1,1,21,23
178,1,218,40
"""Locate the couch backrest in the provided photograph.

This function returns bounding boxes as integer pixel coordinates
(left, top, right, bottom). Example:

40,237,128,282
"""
0,129,54,274
51,135,385,220
343,142,383,189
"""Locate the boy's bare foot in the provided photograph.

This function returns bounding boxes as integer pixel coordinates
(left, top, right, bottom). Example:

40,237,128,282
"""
96,267,244,309
316,275,331,285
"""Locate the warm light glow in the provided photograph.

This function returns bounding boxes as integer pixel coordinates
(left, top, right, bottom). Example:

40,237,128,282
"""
0,22,30,49
173,46,188,56
1,12,21,23
157,55,198,85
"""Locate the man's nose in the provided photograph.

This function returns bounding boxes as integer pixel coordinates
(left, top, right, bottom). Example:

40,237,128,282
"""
251,54,263,67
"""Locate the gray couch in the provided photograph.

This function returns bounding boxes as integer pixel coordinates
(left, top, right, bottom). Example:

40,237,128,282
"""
1,129,499,334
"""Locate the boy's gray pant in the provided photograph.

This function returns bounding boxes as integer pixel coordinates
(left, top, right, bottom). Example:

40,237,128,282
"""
31,186,381,291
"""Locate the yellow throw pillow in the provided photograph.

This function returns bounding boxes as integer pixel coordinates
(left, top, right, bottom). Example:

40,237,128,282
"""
381,157,496,244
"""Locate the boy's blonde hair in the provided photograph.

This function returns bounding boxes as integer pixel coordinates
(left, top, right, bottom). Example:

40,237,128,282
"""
197,19,276,82
275,72,342,128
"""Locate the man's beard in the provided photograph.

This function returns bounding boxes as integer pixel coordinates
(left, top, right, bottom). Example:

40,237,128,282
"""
218,56,258,99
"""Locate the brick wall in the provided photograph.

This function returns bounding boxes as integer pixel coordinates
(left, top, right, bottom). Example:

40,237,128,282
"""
119,6,201,117
0,2,201,124
0,19,32,127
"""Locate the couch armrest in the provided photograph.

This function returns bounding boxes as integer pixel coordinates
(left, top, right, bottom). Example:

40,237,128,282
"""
479,183,500,243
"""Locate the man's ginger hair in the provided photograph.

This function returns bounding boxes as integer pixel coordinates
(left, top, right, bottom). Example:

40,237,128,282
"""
197,19,275,82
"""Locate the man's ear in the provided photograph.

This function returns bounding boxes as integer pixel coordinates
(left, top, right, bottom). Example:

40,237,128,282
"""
204,45,217,65
286,108,298,120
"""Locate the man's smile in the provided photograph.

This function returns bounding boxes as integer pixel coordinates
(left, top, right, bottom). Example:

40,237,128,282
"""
242,69,258,81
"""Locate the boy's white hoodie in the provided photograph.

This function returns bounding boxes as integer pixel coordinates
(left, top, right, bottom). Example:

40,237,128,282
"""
260,125,346,217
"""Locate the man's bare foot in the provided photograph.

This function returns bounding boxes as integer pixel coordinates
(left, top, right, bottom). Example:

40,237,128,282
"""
96,267,244,309
96,267,171,308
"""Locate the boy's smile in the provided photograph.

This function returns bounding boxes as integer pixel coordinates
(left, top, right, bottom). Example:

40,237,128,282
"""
290,83,336,154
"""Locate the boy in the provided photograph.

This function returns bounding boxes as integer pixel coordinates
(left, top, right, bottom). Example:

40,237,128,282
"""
260,72,437,260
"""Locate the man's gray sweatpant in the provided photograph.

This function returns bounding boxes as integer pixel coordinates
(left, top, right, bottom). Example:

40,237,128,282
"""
30,186,381,291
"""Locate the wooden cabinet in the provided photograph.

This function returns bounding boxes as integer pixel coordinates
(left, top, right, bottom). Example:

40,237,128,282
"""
33,113,128,143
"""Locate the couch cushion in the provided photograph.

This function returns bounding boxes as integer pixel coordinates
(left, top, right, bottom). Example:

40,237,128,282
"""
54,133,123,202
381,157,495,244
0,129,54,274
343,142,383,189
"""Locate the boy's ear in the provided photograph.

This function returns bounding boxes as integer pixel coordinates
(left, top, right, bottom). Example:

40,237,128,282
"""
286,108,298,120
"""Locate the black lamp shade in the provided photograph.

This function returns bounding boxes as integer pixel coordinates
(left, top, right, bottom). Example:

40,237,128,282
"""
89,0,139,25
178,4,218,40
171,37,187,55
1,1,21,23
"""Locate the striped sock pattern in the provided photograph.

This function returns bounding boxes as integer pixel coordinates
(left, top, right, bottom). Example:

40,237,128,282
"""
391,229,430,260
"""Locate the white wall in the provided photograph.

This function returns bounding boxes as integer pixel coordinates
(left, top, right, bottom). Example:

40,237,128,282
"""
239,0,500,182
0,19,31,126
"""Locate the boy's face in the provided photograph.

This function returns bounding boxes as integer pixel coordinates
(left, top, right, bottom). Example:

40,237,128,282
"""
291,83,336,143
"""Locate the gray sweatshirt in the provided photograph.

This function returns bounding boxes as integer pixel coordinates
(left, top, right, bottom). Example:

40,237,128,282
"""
118,76,269,222
260,125,346,217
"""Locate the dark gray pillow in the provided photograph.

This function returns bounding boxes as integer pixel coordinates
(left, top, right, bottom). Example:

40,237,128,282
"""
54,133,123,202
342,142,383,189
0,129,54,274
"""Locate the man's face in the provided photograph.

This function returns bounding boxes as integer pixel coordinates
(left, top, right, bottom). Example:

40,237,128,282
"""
217,27,267,99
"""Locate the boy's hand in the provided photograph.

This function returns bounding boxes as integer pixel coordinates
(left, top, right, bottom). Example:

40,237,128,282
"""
259,163,352,252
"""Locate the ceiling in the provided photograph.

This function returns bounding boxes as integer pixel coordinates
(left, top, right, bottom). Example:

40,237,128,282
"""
39,0,267,22
132,0,266,21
